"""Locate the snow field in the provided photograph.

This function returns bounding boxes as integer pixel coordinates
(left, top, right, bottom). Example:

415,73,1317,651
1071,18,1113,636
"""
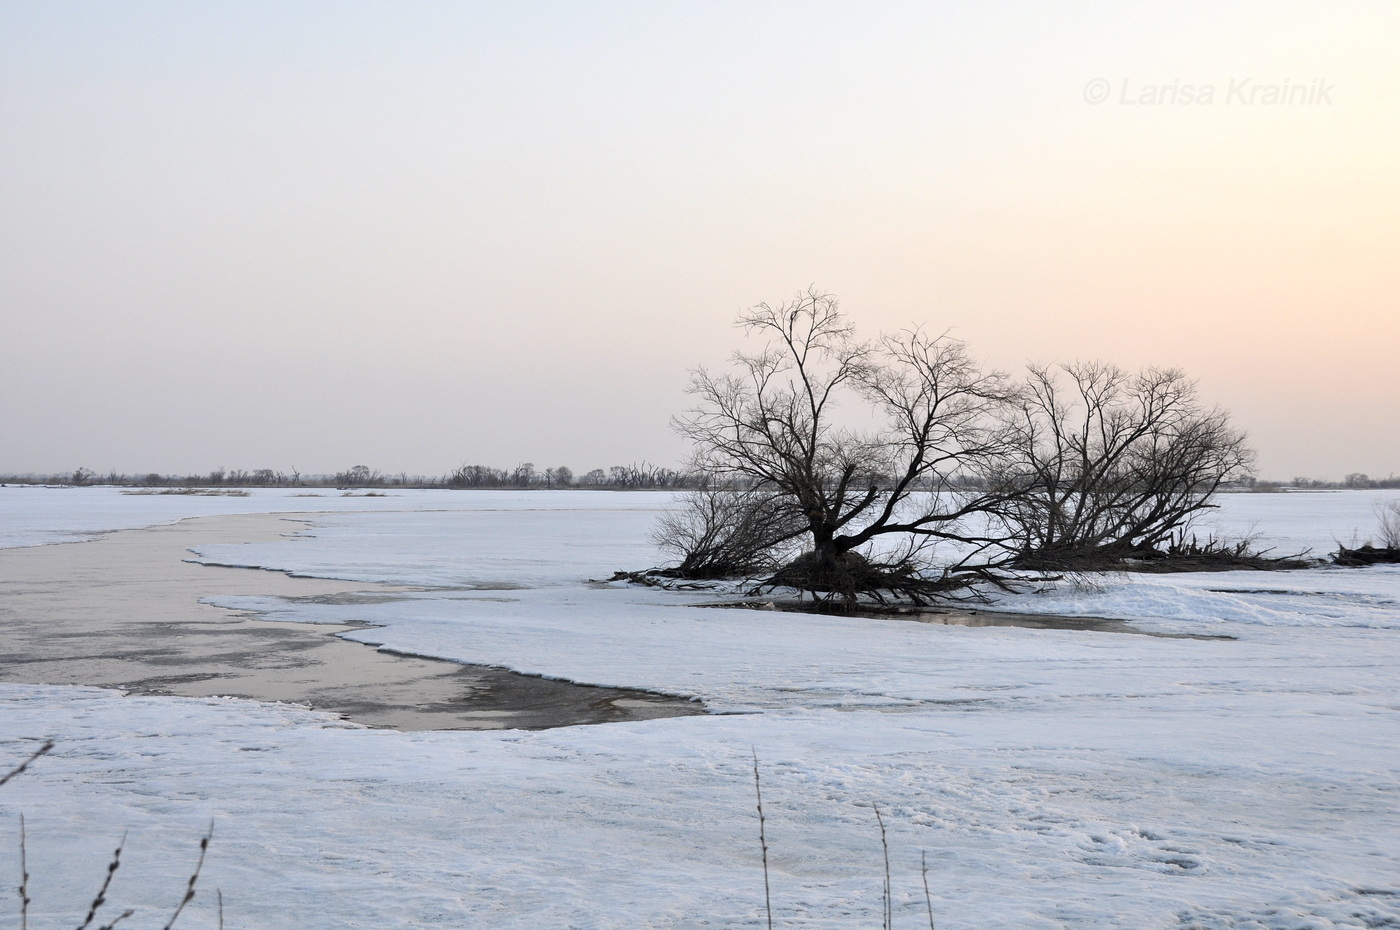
2,487,1398,928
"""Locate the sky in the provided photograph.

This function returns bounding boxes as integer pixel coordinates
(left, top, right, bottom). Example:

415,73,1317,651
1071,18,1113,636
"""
1,1,1396,481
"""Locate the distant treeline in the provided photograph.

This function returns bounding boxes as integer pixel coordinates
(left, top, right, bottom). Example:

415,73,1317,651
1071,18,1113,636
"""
0,463,701,490
1243,474,1400,491
1,466,1395,492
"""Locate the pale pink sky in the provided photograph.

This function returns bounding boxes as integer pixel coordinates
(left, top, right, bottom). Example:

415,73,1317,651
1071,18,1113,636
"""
2,2,1396,480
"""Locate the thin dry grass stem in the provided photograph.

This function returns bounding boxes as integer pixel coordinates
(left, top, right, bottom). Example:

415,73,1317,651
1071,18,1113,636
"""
751,749,773,930
921,850,935,930
19,814,31,930
874,804,891,930
217,888,224,930
0,741,54,789
76,833,127,930
161,822,213,930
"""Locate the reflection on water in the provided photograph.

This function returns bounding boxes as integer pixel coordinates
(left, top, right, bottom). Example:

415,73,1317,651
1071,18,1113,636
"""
708,601,1235,641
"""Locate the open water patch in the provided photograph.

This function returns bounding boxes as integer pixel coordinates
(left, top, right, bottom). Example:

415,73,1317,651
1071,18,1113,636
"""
193,597,708,731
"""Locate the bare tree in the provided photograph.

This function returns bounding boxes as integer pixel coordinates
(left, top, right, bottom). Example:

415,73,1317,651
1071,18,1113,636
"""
988,362,1254,569
674,288,1012,601
448,463,508,488
335,464,382,487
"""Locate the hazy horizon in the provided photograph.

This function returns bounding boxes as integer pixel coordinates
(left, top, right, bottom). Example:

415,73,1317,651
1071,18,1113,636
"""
0,458,1394,487
4,2,1397,482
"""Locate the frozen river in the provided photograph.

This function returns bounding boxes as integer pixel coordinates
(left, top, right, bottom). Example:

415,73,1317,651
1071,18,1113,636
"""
2,486,1397,928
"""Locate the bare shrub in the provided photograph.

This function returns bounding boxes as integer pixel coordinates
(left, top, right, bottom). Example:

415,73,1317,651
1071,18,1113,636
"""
989,362,1254,570
652,486,805,578
1377,500,1400,549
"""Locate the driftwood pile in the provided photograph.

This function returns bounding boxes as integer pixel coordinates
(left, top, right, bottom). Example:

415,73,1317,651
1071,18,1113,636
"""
1333,545,1400,567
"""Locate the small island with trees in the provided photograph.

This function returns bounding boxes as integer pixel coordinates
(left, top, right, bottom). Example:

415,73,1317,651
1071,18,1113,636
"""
629,289,1394,605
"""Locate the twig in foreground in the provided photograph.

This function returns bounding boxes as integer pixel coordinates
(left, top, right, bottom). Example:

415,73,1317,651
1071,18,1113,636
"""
96,906,136,930
0,741,54,789
874,804,891,930
75,833,128,930
921,849,936,930
19,814,30,930
752,749,773,930
162,821,214,930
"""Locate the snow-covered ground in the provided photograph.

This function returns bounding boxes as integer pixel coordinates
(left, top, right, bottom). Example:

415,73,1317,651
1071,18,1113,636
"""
2,486,1398,929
